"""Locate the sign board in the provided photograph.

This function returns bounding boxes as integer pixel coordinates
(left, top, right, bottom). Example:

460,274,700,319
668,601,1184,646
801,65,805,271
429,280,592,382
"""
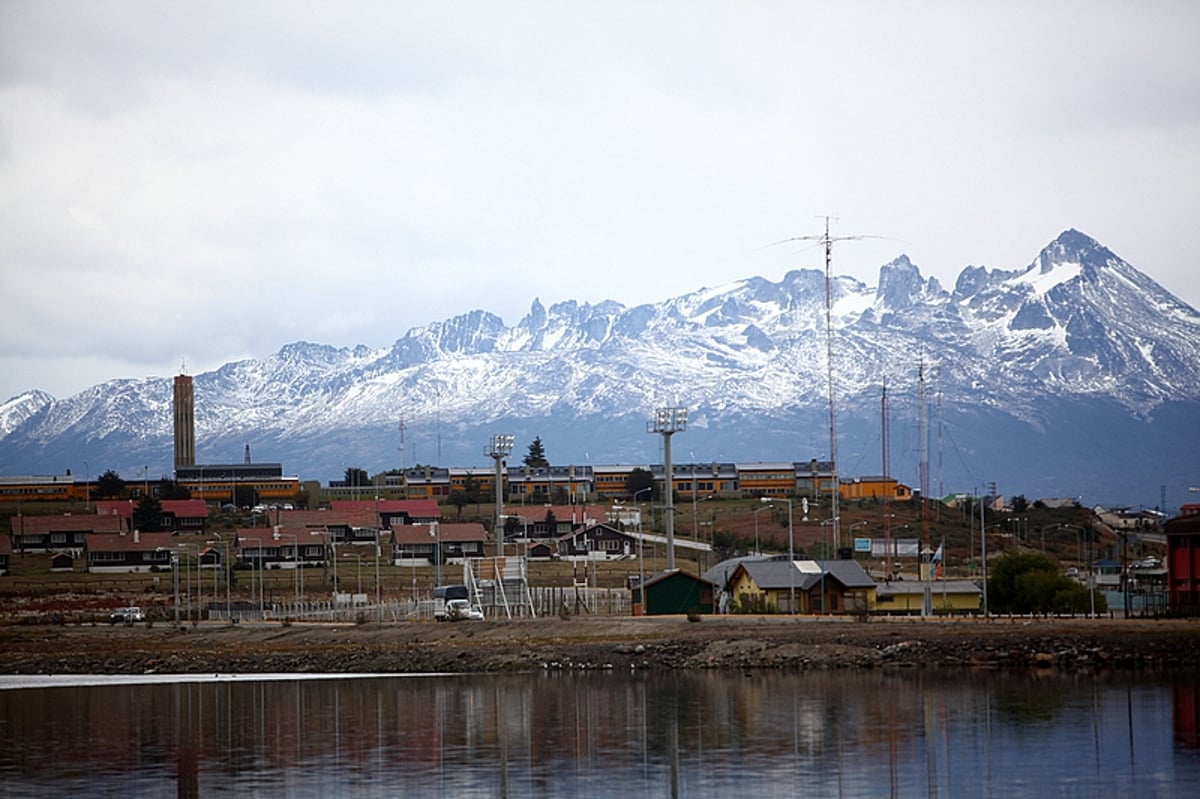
854,537,871,553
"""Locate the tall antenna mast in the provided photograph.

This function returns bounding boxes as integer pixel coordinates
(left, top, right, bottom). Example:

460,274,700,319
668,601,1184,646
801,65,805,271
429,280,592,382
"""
918,359,932,578
398,416,407,470
770,216,880,554
882,379,893,579
936,368,944,503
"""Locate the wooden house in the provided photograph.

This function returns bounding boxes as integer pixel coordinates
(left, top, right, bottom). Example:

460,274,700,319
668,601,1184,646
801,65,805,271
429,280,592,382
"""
728,557,877,614
329,499,441,527
84,531,176,573
270,509,381,546
235,527,329,569
558,523,637,560
641,569,716,615
95,499,210,533
502,504,608,539
10,513,125,553
389,523,487,565
874,580,982,615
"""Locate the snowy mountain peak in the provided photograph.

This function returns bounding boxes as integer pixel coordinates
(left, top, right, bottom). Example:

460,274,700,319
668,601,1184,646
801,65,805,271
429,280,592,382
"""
1037,228,1111,271
1,229,1197,509
875,255,945,309
0,390,54,439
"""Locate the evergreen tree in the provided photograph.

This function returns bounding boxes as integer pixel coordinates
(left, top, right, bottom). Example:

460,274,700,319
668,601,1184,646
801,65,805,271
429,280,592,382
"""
448,490,469,520
157,478,191,500
133,495,163,532
96,469,126,499
523,437,549,468
625,467,656,500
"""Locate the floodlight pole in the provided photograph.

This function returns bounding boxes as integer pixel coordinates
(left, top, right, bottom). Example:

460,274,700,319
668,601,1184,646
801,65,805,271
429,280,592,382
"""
485,434,515,557
648,407,687,571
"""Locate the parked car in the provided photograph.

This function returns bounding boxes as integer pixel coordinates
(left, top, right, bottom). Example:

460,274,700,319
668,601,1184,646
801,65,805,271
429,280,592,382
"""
109,606,145,624
445,599,484,622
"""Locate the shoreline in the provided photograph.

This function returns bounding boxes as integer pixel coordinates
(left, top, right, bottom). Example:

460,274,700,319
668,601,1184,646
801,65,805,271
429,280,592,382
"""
3,615,1199,675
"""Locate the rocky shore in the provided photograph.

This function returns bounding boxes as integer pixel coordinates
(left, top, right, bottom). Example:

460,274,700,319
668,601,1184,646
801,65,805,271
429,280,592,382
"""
3,615,1199,676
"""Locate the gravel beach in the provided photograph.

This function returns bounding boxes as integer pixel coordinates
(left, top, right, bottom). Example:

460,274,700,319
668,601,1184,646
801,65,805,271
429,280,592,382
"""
3,615,1198,675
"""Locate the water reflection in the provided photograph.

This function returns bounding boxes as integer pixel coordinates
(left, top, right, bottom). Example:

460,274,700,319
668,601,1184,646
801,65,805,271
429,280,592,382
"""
2,670,1199,797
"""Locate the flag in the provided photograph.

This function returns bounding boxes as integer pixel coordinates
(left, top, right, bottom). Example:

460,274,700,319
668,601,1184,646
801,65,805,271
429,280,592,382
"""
932,542,944,562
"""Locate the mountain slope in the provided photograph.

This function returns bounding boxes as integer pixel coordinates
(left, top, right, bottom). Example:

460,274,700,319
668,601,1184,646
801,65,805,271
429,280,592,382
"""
1,229,1197,507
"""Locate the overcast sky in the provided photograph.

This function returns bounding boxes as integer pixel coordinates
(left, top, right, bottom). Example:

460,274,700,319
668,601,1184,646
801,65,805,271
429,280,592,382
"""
2,1,1197,403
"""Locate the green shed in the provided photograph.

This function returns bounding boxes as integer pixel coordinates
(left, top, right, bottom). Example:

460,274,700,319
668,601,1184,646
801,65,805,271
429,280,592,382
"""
642,569,715,616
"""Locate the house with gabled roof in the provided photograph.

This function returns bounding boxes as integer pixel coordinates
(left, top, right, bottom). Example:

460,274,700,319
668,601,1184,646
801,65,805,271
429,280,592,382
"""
95,499,209,533
84,531,176,573
389,523,487,565
329,499,441,527
9,513,125,553
271,508,381,546
558,523,637,560
728,557,877,614
641,569,716,615
875,580,982,615
501,504,608,539
235,526,330,569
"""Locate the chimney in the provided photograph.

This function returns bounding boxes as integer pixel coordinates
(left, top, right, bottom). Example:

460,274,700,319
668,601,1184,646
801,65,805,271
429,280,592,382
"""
133,529,140,544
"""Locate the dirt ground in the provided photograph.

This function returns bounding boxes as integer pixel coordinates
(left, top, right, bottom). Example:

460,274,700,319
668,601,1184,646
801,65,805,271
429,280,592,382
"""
3,615,1198,675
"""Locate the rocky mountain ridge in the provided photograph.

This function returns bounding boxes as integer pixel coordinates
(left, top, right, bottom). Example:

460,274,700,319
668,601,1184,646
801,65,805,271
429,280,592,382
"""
2,229,1197,508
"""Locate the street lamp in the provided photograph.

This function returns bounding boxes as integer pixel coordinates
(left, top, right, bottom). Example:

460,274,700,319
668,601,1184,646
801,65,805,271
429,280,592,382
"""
762,497,794,613
819,518,838,615
167,552,180,626
1054,523,1094,618
647,407,687,571
311,528,338,603
343,552,363,596
430,521,441,586
208,532,230,620
374,528,384,622
169,543,200,625
633,487,652,611
752,506,771,557
242,535,265,619
273,531,300,610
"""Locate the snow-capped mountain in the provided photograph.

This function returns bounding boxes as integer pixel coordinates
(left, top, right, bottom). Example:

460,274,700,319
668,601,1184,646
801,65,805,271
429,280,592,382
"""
0,390,54,439
2,230,1198,508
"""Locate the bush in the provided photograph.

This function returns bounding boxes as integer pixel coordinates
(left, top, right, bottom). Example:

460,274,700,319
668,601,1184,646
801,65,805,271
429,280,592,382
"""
989,551,1096,615
733,595,777,615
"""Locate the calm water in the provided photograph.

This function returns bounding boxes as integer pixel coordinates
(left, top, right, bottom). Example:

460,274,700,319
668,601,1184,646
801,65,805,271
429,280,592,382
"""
2,669,1199,798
